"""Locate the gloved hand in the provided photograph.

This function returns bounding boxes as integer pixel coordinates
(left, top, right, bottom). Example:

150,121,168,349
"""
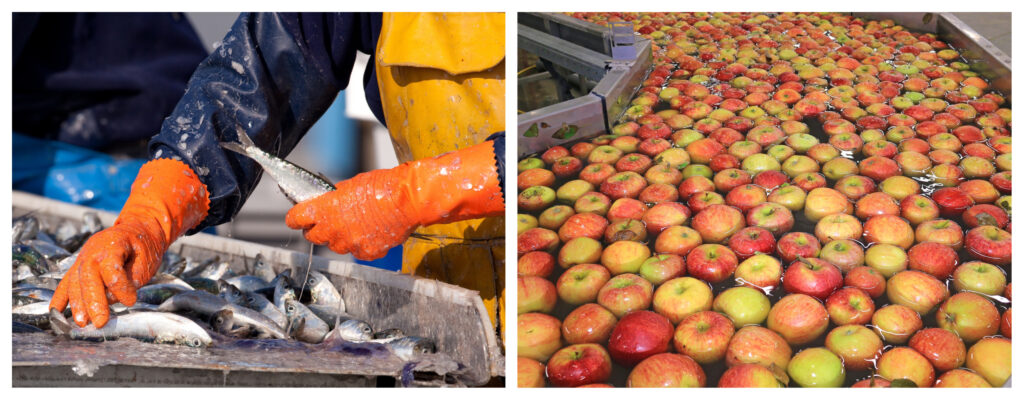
286,140,504,260
50,159,210,327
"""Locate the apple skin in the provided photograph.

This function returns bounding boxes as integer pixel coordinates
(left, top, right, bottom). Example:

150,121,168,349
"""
871,304,923,345
906,241,959,279
876,346,936,387
908,327,966,372
517,357,546,387
545,343,613,387
641,202,691,235
727,226,777,260
851,377,892,387
652,276,714,325
713,286,771,328
887,270,950,315
952,261,1007,296
746,202,795,235
782,257,843,301
933,369,993,388
845,266,887,298
725,325,793,370
688,245,740,284
804,188,853,222
518,168,556,191
935,292,1000,343
606,198,648,223
558,212,609,243
517,227,560,255
819,239,865,273
734,253,783,291
518,276,557,315
691,204,746,243
776,232,821,263
518,313,562,362
596,273,653,318
915,219,965,250
966,337,1011,386
1001,308,1011,338
608,310,674,367
556,264,611,305
518,251,555,278
863,215,915,250
825,324,884,371
718,363,784,387
767,294,830,346
627,353,706,388
931,187,975,219
637,254,685,286
864,243,908,278
557,237,603,269
787,347,846,387
654,225,703,257
964,225,1012,266
825,287,875,326
517,214,538,236
561,303,618,345
673,310,736,364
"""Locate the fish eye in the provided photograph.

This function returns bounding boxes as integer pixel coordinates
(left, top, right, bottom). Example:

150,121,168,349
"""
247,296,255,303
363,327,371,333
286,305,296,313
191,338,202,347
308,277,316,285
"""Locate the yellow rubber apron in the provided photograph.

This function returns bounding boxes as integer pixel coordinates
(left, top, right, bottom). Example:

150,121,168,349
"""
375,12,506,338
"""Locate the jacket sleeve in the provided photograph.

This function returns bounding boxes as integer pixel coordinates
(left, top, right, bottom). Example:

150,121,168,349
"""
148,12,383,232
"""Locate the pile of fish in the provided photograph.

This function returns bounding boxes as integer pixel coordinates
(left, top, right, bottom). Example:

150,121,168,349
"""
12,212,437,361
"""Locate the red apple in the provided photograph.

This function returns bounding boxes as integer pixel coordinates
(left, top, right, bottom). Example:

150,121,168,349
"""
691,204,746,243
557,212,609,242
672,311,735,364
627,353,706,388
717,363,784,387
826,287,875,326
653,225,702,257
641,202,691,235
906,242,958,279
876,346,935,387
887,270,950,315
561,303,618,345
908,327,966,372
596,273,653,317
518,275,557,314
518,251,555,278
783,257,844,301
767,293,830,345
652,277,714,325
845,266,887,298
518,313,562,362
725,325,792,370
556,264,610,305
517,357,546,387
727,227,777,259
608,310,674,366
964,225,1011,266
734,254,783,291
518,227,560,254
776,232,821,263
686,244,739,283
545,343,613,387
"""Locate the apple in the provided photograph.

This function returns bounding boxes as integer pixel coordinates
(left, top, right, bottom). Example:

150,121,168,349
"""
557,237,602,269
936,292,1000,343
652,277,713,325
767,294,830,346
518,251,555,278
571,142,597,159
578,163,615,186
627,353,706,388
951,261,1007,296
713,286,771,328
641,202,690,235
782,257,843,301
644,164,683,186
908,327,966,372
863,215,915,250
545,343,613,387
871,302,922,345
556,264,610,305
680,176,716,201
964,225,1012,266
673,310,735,364
906,241,958,280
519,186,556,212
552,156,584,179
517,214,538,236
518,168,555,190
691,204,745,243
845,266,887,298
517,357,546,387
561,303,618,345
826,287,875,326
573,191,611,216
608,310,673,366
725,325,793,370
776,232,821,263
767,184,807,211
788,347,846,387
538,205,575,230
819,239,864,273
864,243,907,278
966,337,1011,386
962,204,1009,229
717,363,784,387
725,184,768,212
814,213,863,243
727,227,777,259
851,377,892,387
558,212,608,242
931,187,975,219
518,313,562,362
596,273,653,318
518,275,557,314
604,219,647,243
637,254,685,286
606,198,647,223
599,240,650,275
687,191,724,213
599,171,646,200
556,179,595,205
900,194,939,225
825,324,884,371
587,145,624,164
734,253,783,290
518,157,543,172
517,227,560,254
653,225,702,256
1001,308,1011,338
887,270,950,315
877,347,935,387
541,145,570,165
686,244,739,283
933,369,993,388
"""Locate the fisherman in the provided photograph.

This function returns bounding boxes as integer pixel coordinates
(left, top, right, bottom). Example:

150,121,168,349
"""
47,12,507,335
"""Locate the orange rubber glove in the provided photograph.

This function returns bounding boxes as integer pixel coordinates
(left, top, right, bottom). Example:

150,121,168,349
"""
286,140,504,260
50,159,210,327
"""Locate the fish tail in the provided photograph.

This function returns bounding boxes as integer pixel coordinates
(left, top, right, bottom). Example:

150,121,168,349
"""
218,141,248,155
48,308,72,336
219,124,257,154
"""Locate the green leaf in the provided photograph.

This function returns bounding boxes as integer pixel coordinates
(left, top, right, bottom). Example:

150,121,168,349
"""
523,123,539,138
890,379,918,388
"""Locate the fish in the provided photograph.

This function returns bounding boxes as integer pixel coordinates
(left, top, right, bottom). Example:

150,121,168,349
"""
13,243,52,275
13,301,53,328
148,273,194,288
283,298,330,343
184,277,220,294
181,256,220,278
24,239,71,262
137,283,194,305
50,309,212,347
219,125,335,204
159,251,187,276
373,328,406,340
81,212,104,235
209,308,255,337
238,290,288,329
12,214,40,244
307,303,351,329
110,302,161,313
158,290,287,339
224,275,270,292
55,251,78,274
13,287,55,302
325,319,374,342
14,294,44,307
13,321,44,333
216,279,246,305
304,270,345,311
383,336,438,361
272,270,297,310
251,253,277,283
35,231,58,246
55,219,87,251
13,264,35,282
14,277,60,291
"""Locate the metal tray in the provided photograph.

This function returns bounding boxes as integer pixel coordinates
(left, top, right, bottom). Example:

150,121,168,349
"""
12,191,503,387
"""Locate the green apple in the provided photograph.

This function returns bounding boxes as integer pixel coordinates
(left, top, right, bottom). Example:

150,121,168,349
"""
787,347,846,387
951,261,1007,296
556,180,595,205
713,286,771,328
518,214,538,235
865,243,907,278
